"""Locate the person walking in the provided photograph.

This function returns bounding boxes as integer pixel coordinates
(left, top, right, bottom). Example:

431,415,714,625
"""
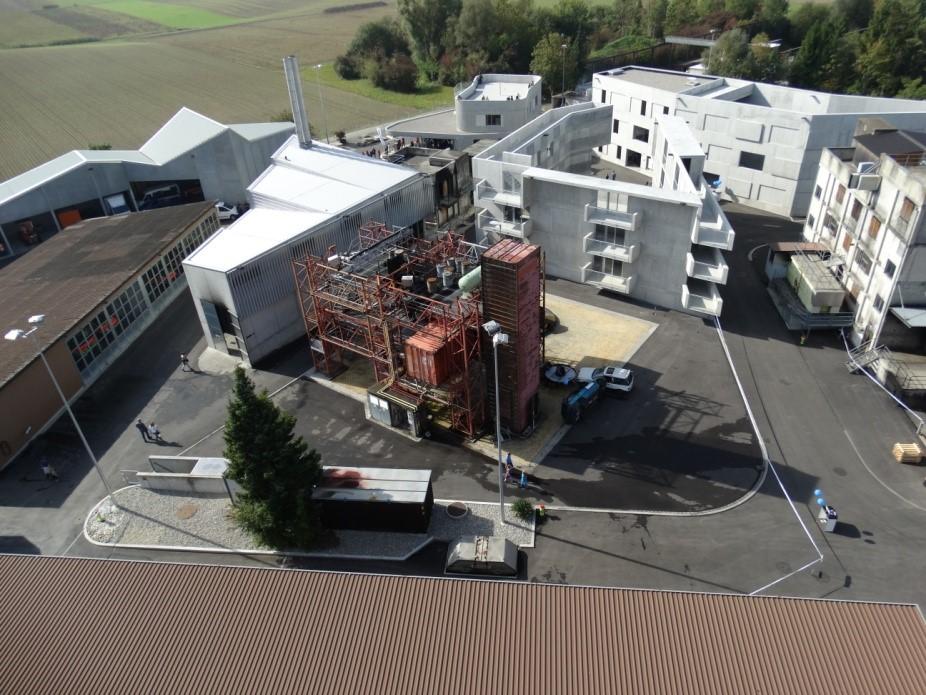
180,353,191,372
135,418,150,442
147,422,162,442
41,460,59,481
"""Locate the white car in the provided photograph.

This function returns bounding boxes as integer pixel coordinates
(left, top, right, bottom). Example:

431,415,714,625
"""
215,202,239,222
576,366,634,394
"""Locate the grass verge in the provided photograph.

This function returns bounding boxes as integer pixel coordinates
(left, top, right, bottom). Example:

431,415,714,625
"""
309,63,453,111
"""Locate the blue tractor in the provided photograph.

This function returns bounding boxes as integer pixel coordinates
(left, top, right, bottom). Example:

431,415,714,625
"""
561,380,601,424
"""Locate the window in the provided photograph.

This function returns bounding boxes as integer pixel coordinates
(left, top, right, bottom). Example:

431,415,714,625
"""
900,196,915,221
486,114,501,126
663,106,670,115
738,151,765,170
681,157,691,173
612,119,619,134
632,125,649,143
873,295,884,312
824,213,838,234
855,250,872,276
868,216,881,239
836,185,845,204
67,282,148,373
842,233,854,252
814,184,822,200
600,89,606,103
850,199,862,220
807,214,815,229
640,100,647,116
626,150,642,168
884,260,896,278
598,146,603,153
616,145,622,160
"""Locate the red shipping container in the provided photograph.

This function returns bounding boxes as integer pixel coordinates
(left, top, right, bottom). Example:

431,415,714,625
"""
404,323,452,386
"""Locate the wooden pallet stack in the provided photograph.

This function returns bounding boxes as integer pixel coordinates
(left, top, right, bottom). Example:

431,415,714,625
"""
892,442,923,464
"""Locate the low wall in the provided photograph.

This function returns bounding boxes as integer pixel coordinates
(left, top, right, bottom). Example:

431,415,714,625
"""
148,456,199,474
136,471,241,497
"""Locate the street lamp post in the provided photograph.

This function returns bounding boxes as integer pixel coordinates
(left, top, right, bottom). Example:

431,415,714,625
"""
483,320,509,525
5,315,115,500
313,63,330,144
560,42,568,106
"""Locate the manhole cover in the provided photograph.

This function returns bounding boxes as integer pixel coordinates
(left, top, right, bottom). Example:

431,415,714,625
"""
176,503,198,520
447,502,468,519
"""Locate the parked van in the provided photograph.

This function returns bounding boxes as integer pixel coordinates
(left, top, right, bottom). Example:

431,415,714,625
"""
138,184,182,210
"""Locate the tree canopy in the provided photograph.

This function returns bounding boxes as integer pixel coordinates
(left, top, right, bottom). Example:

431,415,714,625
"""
530,33,580,97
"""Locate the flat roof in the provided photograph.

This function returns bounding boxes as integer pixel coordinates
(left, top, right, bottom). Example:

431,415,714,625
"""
387,108,468,137
184,136,419,273
856,130,926,158
463,80,531,101
891,306,926,328
600,66,715,93
0,202,213,387
3,554,926,693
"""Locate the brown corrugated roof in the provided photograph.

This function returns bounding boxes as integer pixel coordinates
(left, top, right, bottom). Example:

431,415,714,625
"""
1,554,925,694
769,241,828,253
0,202,213,387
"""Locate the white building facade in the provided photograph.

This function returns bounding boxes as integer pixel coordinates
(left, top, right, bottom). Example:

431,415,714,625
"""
592,66,926,218
803,126,926,349
472,103,733,316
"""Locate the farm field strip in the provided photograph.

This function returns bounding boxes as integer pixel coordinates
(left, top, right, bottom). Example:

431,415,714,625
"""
94,0,238,29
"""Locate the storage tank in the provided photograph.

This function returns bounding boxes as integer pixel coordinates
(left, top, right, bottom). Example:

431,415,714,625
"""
481,239,542,435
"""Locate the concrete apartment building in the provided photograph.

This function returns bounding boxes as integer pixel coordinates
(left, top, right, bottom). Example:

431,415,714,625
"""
0,203,218,469
0,108,292,265
803,122,926,353
386,74,542,149
592,66,926,218
472,103,733,316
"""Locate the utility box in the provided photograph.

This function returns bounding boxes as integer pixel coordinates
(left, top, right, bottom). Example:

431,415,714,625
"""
817,505,838,533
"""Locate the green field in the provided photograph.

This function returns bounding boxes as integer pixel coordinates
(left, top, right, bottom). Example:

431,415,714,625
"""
95,0,236,29
589,35,659,60
311,63,454,111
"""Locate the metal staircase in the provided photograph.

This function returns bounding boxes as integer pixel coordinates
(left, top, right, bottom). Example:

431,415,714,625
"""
846,340,884,373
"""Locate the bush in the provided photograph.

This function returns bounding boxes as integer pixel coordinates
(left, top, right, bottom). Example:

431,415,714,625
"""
512,498,534,521
335,54,361,79
370,54,419,92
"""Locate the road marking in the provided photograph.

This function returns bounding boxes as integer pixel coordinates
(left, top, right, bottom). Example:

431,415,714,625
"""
746,243,767,262
844,429,926,513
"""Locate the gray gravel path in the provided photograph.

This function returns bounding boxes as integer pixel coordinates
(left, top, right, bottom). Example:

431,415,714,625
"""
85,489,535,558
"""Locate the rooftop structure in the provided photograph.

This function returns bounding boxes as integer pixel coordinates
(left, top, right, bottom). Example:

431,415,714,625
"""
472,103,732,316
0,108,292,265
593,66,926,217
386,74,542,150
3,554,926,693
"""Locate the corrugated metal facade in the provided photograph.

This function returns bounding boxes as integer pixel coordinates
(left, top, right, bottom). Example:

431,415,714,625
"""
224,175,433,364
2,555,926,694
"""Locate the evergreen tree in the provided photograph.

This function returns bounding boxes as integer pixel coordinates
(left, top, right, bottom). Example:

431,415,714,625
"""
531,33,580,98
854,0,926,97
703,28,751,76
224,367,322,549
665,0,698,33
788,17,841,88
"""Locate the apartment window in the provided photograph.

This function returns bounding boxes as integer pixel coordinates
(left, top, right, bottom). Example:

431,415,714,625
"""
632,125,649,143
616,145,622,160
640,100,647,116
873,295,884,312
884,259,896,278
663,105,669,115
850,199,862,220
842,233,854,252
868,216,881,239
612,119,620,134
836,184,846,204
814,184,822,200
600,89,606,103
626,150,642,168
807,214,816,229
855,250,872,276
823,213,838,234
738,151,765,171
598,146,603,153
900,196,915,221
486,114,501,126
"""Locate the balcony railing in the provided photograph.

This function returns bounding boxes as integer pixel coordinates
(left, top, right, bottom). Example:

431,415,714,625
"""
474,179,522,207
584,203,640,230
583,233,640,263
477,209,531,239
682,282,723,317
685,248,728,284
581,264,635,294
692,215,735,250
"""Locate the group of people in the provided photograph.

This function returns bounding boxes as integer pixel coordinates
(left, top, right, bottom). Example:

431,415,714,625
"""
135,419,162,443
361,137,419,159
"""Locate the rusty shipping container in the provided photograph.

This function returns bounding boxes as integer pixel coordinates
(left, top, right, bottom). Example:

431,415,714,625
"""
404,323,453,386
481,239,542,434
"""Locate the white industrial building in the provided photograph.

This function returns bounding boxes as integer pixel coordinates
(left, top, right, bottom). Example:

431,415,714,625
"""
803,122,926,355
472,102,733,316
0,108,292,264
386,74,542,150
183,135,433,365
592,66,926,218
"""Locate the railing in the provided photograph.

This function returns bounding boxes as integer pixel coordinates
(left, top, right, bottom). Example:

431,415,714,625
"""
682,283,723,317
474,178,522,207
583,234,640,263
581,265,635,294
584,203,640,230
768,279,854,331
685,250,728,284
477,209,531,239
692,216,735,250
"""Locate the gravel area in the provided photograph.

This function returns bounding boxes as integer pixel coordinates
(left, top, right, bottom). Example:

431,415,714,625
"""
86,488,535,557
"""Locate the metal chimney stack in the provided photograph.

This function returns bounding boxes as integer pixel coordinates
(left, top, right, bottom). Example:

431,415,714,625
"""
283,55,312,148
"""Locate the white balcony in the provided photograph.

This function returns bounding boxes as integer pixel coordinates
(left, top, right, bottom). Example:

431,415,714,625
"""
477,209,532,239
685,246,728,285
583,233,640,263
474,179,522,208
584,203,640,230
692,215,735,250
581,264,635,294
682,280,723,317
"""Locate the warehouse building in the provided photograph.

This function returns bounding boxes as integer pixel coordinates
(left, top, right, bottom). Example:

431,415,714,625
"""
592,66,926,218
183,135,433,365
473,103,733,317
0,202,218,470
0,108,292,266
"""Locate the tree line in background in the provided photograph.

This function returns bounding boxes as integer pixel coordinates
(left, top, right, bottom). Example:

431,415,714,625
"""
335,0,925,100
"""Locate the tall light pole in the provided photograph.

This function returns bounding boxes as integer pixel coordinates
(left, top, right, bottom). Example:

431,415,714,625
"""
5,315,115,501
313,63,330,144
483,320,509,525
560,42,568,106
